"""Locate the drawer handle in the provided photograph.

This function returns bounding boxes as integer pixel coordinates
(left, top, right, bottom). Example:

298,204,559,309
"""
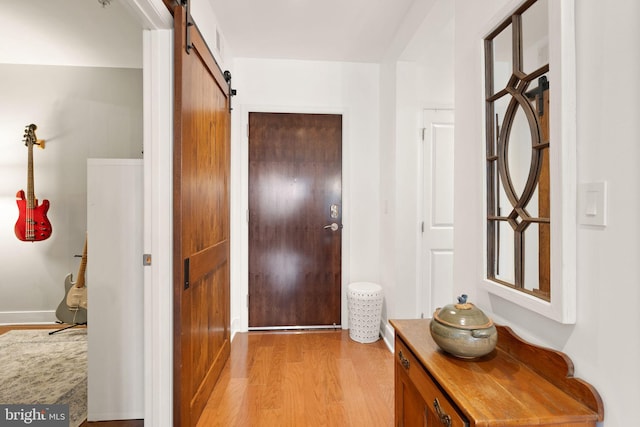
433,398,452,427
398,350,410,370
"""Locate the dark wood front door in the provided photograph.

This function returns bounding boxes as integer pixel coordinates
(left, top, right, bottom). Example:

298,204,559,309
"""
248,112,342,328
173,5,231,426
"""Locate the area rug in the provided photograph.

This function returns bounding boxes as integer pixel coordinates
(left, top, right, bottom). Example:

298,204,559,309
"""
0,328,87,427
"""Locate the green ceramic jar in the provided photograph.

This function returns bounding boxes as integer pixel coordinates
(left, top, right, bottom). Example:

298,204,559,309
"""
429,295,497,358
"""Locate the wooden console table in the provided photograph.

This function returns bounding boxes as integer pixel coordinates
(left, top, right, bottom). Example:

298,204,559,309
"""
390,319,603,427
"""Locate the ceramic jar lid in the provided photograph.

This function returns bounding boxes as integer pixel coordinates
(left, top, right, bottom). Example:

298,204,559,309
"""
433,294,494,330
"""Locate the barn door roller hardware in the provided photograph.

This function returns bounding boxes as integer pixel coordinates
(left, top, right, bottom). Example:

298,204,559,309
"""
180,0,195,54
223,71,237,112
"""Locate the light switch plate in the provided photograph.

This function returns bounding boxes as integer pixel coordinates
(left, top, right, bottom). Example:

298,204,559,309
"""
578,182,607,226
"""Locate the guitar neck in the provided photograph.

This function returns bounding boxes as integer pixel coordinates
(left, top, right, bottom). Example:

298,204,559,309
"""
26,141,35,209
76,237,88,288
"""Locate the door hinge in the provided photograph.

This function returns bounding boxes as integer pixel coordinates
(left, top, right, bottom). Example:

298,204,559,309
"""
421,127,426,141
421,221,425,233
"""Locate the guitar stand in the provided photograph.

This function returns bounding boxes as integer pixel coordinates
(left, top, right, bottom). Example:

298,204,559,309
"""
49,321,87,335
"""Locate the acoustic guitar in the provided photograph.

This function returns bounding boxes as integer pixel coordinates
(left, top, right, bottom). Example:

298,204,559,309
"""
55,236,88,325
15,124,52,242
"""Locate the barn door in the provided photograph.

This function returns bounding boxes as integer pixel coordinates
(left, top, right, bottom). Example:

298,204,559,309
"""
248,112,342,328
173,4,231,426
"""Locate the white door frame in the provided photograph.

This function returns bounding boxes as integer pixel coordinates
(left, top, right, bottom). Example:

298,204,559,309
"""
141,29,174,427
125,1,173,426
238,105,352,332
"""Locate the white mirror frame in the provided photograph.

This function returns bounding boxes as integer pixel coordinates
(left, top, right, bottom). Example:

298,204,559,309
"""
481,0,577,324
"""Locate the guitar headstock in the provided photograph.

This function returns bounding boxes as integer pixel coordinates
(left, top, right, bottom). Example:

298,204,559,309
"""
23,124,44,149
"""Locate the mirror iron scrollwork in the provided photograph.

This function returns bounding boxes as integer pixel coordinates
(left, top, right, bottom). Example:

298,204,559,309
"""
483,0,576,323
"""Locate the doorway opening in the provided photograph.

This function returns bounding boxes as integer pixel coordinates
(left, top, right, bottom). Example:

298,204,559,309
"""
248,112,343,329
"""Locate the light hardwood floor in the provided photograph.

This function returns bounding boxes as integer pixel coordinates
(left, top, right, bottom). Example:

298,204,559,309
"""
1,326,393,426
197,330,395,427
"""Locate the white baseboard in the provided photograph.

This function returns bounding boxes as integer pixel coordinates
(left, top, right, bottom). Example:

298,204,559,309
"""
0,311,57,325
381,321,395,353
230,317,241,341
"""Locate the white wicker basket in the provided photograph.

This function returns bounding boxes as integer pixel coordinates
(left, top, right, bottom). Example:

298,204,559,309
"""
347,282,383,343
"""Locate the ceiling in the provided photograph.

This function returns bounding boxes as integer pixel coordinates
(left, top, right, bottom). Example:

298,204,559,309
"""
0,0,141,68
1,0,445,66
207,0,418,62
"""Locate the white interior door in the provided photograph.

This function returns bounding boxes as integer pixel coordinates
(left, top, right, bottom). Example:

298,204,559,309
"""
421,109,455,317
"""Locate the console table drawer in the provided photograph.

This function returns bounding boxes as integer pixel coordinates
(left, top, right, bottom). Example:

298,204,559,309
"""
396,337,468,427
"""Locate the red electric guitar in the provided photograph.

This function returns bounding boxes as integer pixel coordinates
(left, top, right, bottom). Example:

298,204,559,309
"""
15,124,52,242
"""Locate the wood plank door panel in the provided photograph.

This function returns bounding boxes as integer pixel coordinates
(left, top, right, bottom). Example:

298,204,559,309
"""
173,4,231,426
248,112,342,328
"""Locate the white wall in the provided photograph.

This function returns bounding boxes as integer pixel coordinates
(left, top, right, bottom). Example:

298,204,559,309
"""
0,0,143,324
0,0,141,68
378,0,455,346
393,61,426,321
0,64,143,323
229,58,381,333
191,0,231,70
378,59,398,337
87,159,144,421
454,0,640,425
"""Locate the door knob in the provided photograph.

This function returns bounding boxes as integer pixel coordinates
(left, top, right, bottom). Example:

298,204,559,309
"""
323,223,340,231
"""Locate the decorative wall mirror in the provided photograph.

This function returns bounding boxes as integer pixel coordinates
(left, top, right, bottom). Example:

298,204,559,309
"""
482,0,576,323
